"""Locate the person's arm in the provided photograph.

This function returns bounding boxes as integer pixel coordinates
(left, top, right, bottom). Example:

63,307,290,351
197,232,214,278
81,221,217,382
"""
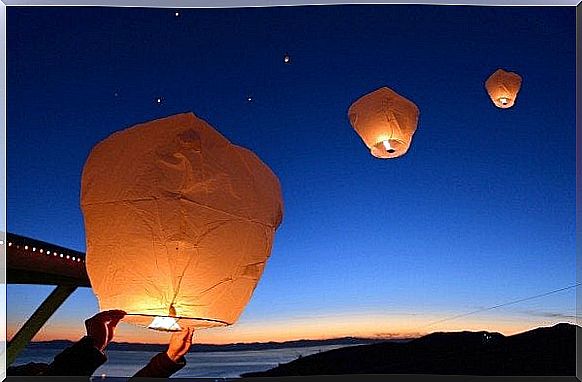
41,310,125,376
42,335,108,376
131,327,194,378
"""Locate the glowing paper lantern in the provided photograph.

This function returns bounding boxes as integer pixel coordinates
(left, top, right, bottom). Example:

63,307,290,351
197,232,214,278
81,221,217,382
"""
485,69,522,108
348,87,420,159
81,113,283,331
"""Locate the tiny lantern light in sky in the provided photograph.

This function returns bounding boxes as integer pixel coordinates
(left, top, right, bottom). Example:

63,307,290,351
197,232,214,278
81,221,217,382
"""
348,87,420,159
81,113,284,331
485,69,522,109
283,53,290,64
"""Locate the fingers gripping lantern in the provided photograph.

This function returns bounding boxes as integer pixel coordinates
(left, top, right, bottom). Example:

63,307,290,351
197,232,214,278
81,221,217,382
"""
81,113,283,331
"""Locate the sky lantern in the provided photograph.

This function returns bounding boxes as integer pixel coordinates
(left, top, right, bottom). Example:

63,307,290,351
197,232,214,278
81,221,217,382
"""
81,113,283,331
348,87,420,159
485,69,522,108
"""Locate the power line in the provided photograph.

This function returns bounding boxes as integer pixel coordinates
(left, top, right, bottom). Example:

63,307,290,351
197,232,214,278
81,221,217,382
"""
425,282,581,327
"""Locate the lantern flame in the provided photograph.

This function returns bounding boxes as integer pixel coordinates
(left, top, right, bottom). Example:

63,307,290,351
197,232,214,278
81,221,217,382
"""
148,316,182,332
382,140,396,154
499,97,509,105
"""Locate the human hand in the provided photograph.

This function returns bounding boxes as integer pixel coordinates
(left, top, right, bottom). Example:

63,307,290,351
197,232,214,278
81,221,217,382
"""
85,310,126,352
166,327,195,362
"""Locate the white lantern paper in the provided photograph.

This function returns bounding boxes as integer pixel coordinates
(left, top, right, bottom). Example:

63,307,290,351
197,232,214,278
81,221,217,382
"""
81,113,283,331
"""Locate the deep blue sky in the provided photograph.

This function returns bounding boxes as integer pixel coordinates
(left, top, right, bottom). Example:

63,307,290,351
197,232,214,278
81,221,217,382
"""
7,5,577,343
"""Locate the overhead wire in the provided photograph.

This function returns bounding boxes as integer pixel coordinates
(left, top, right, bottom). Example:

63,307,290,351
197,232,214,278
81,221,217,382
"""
424,282,581,328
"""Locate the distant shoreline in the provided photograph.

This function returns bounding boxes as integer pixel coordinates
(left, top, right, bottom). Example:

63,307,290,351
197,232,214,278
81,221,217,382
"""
26,336,411,353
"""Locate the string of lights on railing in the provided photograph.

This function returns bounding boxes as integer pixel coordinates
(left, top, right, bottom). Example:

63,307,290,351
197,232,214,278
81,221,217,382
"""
0,239,85,263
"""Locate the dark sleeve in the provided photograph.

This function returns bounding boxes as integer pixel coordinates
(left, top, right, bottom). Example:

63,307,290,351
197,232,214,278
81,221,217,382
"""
131,352,186,378
41,336,108,376
7,362,50,376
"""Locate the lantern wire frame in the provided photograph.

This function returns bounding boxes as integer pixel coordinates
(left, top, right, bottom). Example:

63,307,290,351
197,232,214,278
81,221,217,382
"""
124,313,230,332
371,135,410,158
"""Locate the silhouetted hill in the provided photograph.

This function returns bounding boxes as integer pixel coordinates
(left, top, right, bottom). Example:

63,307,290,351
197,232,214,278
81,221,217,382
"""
27,336,387,353
242,323,578,377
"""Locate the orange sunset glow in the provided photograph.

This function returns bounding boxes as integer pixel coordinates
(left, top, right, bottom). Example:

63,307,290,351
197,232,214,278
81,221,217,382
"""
7,311,573,345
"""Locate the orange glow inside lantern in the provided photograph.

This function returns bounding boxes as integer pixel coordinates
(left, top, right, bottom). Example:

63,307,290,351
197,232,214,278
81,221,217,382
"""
485,69,522,109
348,87,420,159
81,112,283,331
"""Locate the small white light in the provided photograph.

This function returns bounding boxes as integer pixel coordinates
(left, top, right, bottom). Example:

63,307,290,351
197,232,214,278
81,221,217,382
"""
32,247,36,252
148,316,182,331
499,97,508,105
77,258,81,262
47,250,51,254
53,253,57,257
8,242,12,246
72,256,76,261
24,245,28,250
40,249,43,253
382,140,395,154
175,11,180,17
60,254,64,258
66,255,70,259
156,98,162,104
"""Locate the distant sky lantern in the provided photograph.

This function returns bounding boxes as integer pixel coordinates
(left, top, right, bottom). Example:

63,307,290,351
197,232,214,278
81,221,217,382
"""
81,113,283,332
485,69,522,108
348,87,420,159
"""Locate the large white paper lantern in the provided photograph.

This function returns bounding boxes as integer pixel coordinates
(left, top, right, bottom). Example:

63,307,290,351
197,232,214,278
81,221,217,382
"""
81,112,283,331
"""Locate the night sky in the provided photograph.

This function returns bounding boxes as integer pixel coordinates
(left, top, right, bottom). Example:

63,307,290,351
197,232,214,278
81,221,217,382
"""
6,5,577,344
